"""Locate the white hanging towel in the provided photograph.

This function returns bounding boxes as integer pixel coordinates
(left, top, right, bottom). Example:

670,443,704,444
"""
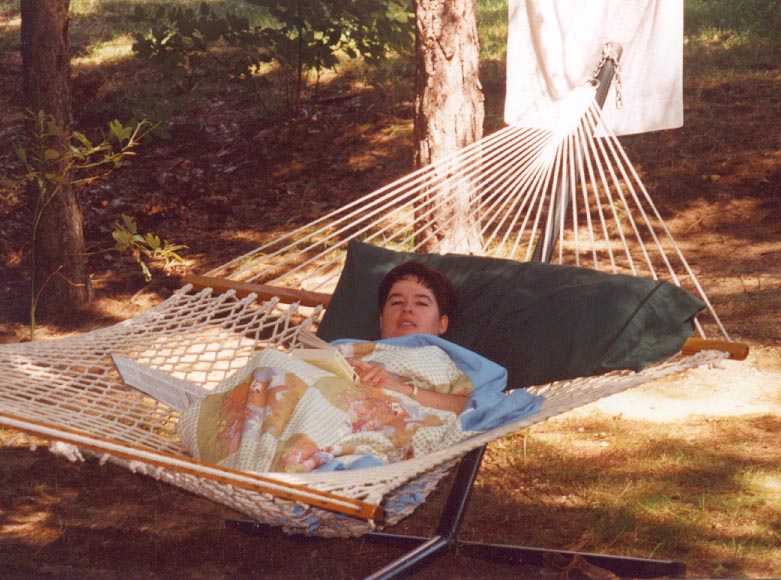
504,0,683,135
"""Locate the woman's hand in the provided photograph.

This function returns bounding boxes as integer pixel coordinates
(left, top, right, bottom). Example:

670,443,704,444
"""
348,359,409,393
348,358,468,415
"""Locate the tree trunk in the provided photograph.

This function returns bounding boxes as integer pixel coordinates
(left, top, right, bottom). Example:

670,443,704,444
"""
21,0,92,320
414,0,484,253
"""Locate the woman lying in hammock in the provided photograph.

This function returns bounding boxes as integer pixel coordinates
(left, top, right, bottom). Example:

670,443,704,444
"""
345,260,473,415
177,261,541,473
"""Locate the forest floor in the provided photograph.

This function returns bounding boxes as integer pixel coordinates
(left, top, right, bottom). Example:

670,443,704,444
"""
1,13,781,580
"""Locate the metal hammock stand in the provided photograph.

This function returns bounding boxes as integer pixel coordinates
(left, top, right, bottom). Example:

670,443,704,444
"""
0,44,749,580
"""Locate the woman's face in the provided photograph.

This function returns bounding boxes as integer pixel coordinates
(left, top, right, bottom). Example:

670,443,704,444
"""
379,276,448,339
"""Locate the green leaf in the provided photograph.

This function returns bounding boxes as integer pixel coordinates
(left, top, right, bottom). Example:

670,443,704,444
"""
71,131,94,148
45,121,63,138
122,214,137,231
143,232,162,251
112,228,132,250
109,119,133,143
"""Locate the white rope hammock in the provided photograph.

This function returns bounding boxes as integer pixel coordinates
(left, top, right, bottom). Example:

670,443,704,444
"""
0,82,739,538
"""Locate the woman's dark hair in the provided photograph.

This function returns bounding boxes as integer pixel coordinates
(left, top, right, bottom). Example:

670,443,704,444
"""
377,260,458,318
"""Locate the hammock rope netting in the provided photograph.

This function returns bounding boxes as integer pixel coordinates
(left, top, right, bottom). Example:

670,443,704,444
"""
0,80,738,538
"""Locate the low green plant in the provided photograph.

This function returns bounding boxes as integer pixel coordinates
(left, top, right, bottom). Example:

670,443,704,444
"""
130,0,413,111
111,214,186,282
130,3,269,92
250,0,413,105
4,112,181,338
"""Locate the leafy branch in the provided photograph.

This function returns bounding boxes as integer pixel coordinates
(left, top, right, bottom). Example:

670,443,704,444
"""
131,0,413,111
112,214,187,282
5,112,183,338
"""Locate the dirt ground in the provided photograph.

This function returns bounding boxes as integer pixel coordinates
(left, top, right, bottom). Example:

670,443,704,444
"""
1,24,781,580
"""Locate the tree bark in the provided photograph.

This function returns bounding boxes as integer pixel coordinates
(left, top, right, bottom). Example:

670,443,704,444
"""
414,0,484,253
21,0,92,319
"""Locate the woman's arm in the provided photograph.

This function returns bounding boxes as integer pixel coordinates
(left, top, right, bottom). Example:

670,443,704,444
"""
349,359,468,415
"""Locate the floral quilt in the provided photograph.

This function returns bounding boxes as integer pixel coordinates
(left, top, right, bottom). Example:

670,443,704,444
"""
176,343,475,473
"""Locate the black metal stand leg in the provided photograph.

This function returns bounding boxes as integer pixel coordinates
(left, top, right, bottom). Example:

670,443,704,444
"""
455,543,686,578
362,446,486,580
228,441,685,579
360,443,685,580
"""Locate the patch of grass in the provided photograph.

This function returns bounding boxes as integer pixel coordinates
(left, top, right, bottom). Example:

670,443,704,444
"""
685,0,781,41
477,0,508,62
684,0,781,75
474,413,781,577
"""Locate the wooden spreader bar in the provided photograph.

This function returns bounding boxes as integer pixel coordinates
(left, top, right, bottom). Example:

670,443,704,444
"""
183,274,331,307
681,337,749,361
0,411,381,523
183,275,750,361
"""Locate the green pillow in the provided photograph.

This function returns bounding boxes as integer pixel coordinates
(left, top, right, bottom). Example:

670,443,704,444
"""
318,240,704,388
